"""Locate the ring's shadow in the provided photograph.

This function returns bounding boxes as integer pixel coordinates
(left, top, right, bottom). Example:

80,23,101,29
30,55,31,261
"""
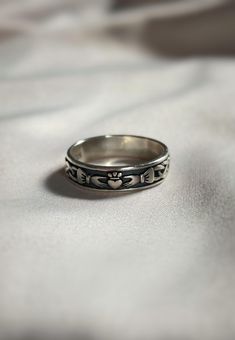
44,168,138,200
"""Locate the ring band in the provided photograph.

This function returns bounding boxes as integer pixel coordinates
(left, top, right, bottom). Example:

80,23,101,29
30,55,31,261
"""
65,135,170,192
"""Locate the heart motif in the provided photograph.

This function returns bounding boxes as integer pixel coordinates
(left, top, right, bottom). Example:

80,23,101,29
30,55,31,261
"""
108,179,122,189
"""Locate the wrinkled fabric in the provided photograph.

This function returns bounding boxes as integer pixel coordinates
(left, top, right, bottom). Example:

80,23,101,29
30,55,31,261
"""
0,1,235,339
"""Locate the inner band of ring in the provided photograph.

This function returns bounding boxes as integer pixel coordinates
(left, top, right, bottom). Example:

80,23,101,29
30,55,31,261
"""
65,135,170,191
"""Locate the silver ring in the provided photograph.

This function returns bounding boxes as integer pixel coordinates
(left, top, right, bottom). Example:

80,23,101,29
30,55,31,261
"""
65,135,170,192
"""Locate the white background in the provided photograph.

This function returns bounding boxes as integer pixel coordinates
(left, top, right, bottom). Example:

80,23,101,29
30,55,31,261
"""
0,1,235,339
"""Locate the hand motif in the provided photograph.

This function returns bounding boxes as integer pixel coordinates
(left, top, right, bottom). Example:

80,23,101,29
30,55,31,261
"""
91,176,107,188
77,168,90,184
155,158,169,179
123,175,140,188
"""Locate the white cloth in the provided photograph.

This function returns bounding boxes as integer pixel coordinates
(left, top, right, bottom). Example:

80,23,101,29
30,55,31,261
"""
0,1,235,339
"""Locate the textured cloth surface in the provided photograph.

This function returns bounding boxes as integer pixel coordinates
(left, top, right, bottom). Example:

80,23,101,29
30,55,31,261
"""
0,1,235,339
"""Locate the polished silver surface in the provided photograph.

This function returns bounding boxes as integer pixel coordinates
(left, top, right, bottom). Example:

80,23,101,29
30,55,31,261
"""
65,135,170,191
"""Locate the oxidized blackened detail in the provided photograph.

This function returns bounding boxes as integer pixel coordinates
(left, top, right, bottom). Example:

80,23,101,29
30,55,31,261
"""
65,156,170,190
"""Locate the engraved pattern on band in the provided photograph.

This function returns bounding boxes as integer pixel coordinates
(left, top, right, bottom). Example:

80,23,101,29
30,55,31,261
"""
65,155,170,191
